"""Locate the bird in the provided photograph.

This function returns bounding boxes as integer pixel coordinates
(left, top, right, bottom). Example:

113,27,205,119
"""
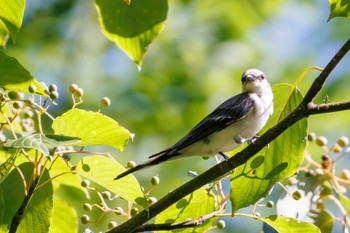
115,69,273,180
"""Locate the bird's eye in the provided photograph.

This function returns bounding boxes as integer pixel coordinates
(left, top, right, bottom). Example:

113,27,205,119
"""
258,75,265,80
241,76,247,82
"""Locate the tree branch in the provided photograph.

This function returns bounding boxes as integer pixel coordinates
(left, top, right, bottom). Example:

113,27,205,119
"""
109,38,350,233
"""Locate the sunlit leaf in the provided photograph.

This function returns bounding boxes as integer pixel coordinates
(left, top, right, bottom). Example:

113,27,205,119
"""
0,163,53,233
52,108,133,151
230,84,308,212
50,198,78,233
155,188,217,233
0,149,18,183
262,215,320,233
0,51,47,95
94,0,168,67
76,155,147,209
0,0,25,44
306,209,333,233
4,134,80,157
328,0,350,21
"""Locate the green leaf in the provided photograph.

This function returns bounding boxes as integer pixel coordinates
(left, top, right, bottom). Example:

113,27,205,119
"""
0,149,19,183
76,155,147,209
306,209,333,233
328,0,350,21
0,0,25,44
155,188,217,233
94,0,168,67
52,108,133,151
0,51,47,95
230,84,308,212
262,215,320,233
4,134,80,157
50,198,78,233
0,162,53,233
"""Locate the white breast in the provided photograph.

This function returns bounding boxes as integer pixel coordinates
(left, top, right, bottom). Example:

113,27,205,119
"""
180,92,273,157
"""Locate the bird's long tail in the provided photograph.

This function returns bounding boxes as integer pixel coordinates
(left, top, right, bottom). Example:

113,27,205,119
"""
114,149,175,180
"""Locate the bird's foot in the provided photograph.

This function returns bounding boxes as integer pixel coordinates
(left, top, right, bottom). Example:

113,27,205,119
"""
218,151,229,160
249,135,260,144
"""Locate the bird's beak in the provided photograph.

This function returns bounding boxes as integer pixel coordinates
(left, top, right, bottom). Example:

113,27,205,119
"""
246,75,255,82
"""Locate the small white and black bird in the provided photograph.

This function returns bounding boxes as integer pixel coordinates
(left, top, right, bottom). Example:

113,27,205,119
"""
115,69,273,180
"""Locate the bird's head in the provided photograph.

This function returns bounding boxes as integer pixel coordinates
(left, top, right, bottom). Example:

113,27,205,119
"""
241,69,271,96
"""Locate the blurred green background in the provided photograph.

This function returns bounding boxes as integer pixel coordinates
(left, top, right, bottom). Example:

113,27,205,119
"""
5,0,350,232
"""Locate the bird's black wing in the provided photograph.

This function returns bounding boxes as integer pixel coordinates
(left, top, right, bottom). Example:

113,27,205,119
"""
149,92,255,158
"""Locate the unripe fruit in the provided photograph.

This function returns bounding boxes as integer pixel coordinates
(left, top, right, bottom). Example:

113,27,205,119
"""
307,132,316,142
28,84,37,93
340,169,350,180
81,179,90,188
81,215,90,224
316,136,328,147
217,220,226,230
131,207,138,217
49,84,58,92
82,164,90,172
316,199,324,210
49,91,59,100
12,102,21,109
338,136,349,147
100,97,111,108
148,196,157,205
74,88,84,97
266,200,274,208
332,144,342,153
108,221,118,230
151,176,160,186
114,207,123,215
292,190,302,200
83,203,92,212
127,160,136,169
102,191,112,200
8,91,20,100
69,84,79,93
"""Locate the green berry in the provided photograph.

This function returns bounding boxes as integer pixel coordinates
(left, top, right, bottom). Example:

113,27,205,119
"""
82,164,90,172
340,169,350,180
338,136,349,147
316,199,324,210
102,191,112,200
266,200,274,208
81,179,90,188
74,88,84,97
130,207,139,217
49,84,58,92
148,196,157,205
127,160,136,169
83,203,92,212
151,176,160,186
69,84,79,93
12,102,21,109
108,221,118,230
114,207,124,215
49,91,59,100
292,190,302,200
8,91,20,100
81,215,90,224
333,144,342,153
307,132,316,142
316,136,328,147
62,153,71,161
217,220,226,230
28,84,37,93
100,97,111,108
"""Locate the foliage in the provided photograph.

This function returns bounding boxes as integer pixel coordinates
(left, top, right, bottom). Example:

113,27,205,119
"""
0,1,349,233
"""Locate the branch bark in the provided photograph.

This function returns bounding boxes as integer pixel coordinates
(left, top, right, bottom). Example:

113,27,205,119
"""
109,38,350,233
